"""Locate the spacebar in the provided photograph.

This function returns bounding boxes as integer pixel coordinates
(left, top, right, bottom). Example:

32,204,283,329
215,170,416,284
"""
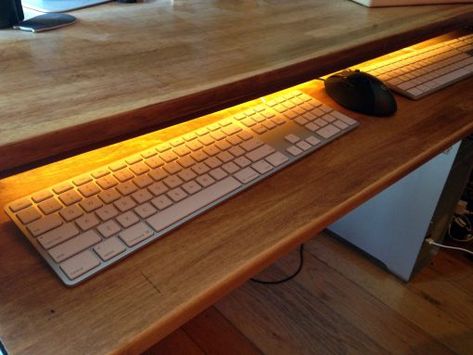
146,176,242,232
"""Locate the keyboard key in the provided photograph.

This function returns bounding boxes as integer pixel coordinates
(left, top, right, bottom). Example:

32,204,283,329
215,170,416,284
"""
294,116,308,125
192,163,210,175
333,120,349,129
78,182,101,198
174,145,191,156
134,202,157,219
96,175,118,189
119,222,155,247
97,220,121,238
178,169,198,182
168,187,188,202
178,155,196,168
116,211,140,228
95,204,119,221
252,125,267,134
215,140,231,151
147,177,241,232
141,149,157,159
31,190,53,203
314,118,328,127
109,162,127,172
205,157,223,169
240,138,264,151
37,223,80,249
94,237,126,261
182,181,203,194
116,181,138,196
156,143,171,153
234,156,251,168
246,144,275,162
133,174,154,188
306,136,321,146
50,230,101,263
145,156,164,169
9,198,32,212
209,168,228,181
148,182,169,196
17,206,41,224
210,130,226,141
196,174,215,187
60,250,101,280
27,214,63,237
160,151,178,163
203,145,220,157
125,155,142,165
163,162,182,175
199,134,214,146
216,151,233,163
222,124,241,135
228,146,245,157
148,168,167,181
131,189,153,204
286,146,303,156
285,134,300,144
234,167,259,183
297,141,312,151
98,189,121,204
114,196,137,212
76,213,100,231
227,135,242,145
238,131,253,141
163,176,183,189
170,137,185,146
60,205,84,222
52,183,74,195
316,124,340,139
79,197,103,213
129,162,150,175
186,140,203,151
72,175,92,187
183,132,197,141
114,169,134,183
151,195,173,210
252,160,273,174
305,122,319,132
222,162,240,174
266,152,289,167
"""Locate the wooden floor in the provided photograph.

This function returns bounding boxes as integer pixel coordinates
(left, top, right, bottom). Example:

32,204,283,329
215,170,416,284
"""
144,232,473,355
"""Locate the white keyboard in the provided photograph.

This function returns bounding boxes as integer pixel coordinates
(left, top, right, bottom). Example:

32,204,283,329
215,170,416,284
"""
5,90,358,286
364,33,473,99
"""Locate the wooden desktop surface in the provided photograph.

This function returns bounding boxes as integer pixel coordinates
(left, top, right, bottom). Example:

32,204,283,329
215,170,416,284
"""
1,0,473,173
2,2,473,355
1,77,473,355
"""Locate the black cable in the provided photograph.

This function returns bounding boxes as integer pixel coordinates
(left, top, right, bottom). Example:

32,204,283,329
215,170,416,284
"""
314,77,326,82
250,244,305,285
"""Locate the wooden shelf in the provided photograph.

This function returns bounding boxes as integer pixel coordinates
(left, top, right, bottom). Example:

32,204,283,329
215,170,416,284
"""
2,75,473,354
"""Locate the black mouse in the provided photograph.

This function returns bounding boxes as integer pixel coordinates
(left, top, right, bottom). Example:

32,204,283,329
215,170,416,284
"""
324,70,397,116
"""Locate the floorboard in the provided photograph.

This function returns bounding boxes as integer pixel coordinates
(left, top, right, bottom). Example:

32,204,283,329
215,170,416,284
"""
145,233,473,354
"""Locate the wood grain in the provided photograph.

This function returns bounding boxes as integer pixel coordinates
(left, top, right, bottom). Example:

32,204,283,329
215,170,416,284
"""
215,237,456,354
158,240,473,354
203,235,472,354
304,236,473,354
1,1,473,172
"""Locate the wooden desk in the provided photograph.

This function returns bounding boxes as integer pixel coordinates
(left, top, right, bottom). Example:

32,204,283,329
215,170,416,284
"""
1,1,473,173
1,2,473,355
